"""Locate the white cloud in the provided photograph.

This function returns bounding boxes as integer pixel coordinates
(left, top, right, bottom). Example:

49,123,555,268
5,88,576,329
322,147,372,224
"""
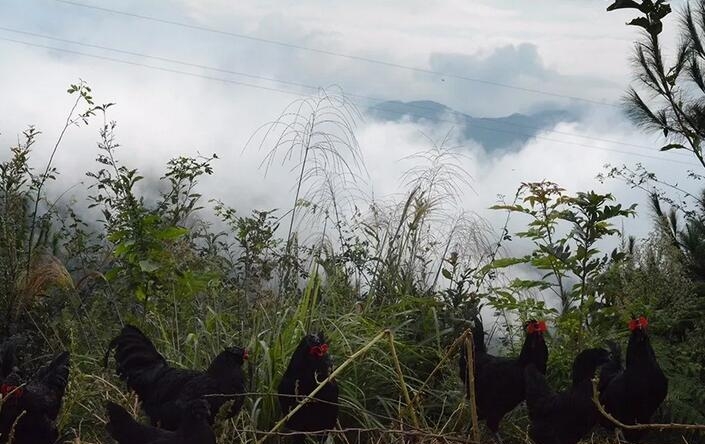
0,0,699,252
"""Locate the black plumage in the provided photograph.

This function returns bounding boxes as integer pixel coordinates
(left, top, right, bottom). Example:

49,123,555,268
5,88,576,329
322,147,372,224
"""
277,332,338,443
104,324,247,430
597,341,622,396
524,347,611,444
0,351,70,444
0,340,17,381
459,317,548,441
105,399,216,444
599,316,668,442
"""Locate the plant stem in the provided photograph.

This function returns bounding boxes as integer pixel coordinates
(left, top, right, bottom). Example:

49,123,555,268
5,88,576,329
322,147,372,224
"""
27,93,82,272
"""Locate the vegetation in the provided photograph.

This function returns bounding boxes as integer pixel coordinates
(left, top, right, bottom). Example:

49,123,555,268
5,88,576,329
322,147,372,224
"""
2,2,705,443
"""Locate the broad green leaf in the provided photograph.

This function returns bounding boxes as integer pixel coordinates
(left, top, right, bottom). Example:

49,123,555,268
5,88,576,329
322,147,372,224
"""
487,257,529,269
134,286,146,302
139,259,161,273
156,226,188,240
509,278,553,290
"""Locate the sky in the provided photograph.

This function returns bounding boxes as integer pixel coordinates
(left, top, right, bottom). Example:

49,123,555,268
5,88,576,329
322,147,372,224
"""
0,0,700,259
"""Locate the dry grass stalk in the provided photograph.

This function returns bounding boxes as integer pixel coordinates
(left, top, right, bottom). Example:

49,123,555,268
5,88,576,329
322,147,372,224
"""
409,328,480,442
14,252,74,319
257,329,433,444
591,377,705,433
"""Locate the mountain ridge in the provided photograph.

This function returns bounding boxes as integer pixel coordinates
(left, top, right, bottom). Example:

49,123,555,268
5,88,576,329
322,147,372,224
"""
367,100,578,151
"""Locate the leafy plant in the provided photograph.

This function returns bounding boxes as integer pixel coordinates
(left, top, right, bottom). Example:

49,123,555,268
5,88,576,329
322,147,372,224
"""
488,181,635,340
606,0,705,166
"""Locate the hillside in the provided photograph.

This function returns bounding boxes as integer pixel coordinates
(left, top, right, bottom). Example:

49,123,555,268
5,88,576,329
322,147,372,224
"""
368,100,578,151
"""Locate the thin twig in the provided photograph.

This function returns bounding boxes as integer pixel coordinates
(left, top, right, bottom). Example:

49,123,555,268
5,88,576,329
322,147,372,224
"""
591,377,705,432
410,328,469,407
236,426,479,443
27,89,84,271
407,327,479,441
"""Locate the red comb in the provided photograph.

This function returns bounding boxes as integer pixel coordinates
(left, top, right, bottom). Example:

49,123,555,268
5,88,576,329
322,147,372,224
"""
309,343,329,358
243,349,249,360
526,320,547,334
628,316,649,332
0,384,23,400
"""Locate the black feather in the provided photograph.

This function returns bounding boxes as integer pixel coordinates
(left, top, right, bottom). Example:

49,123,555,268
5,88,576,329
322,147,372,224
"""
106,399,216,444
459,318,549,435
525,348,611,444
105,324,246,430
599,319,668,442
0,351,71,444
277,333,338,443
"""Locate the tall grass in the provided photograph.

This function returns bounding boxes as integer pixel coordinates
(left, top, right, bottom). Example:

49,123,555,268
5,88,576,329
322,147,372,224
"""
3,84,697,444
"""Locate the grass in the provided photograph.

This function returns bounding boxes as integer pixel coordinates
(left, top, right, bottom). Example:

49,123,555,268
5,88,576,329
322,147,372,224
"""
1,84,703,444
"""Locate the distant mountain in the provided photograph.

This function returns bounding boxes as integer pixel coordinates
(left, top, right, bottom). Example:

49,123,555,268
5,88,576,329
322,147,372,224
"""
367,100,578,151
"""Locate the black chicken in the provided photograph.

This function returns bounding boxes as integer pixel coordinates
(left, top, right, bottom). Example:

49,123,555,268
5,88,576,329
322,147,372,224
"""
0,351,70,444
277,332,338,443
106,399,216,444
104,324,247,430
597,341,622,397
0,339,18,382
599,316,668,442
524,347,611,444
459,317,548,442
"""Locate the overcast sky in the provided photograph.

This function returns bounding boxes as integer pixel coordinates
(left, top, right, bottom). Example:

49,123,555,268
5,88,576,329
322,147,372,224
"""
0,0,699,249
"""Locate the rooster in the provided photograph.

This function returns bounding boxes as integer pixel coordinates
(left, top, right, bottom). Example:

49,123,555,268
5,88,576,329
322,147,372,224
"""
277,332,338,443
525,347,611,444
105,399,216,444
599,315,668,442
104,324,247,430
459,317,548,443
0,351,70,444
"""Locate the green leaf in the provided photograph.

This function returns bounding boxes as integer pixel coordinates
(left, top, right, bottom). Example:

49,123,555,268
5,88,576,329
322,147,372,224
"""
104,268,119,282
441,268,453,280
487,256,528,269
135,286,147,302
139,259,161,273
489,204,526,212
156,226,188,240
509,278,553,290
113,239,135,256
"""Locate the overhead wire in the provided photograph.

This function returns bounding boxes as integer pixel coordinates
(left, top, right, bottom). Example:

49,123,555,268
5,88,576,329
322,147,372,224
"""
53,0,618,107
0,27,693,165
0,34,697,167
0,26,678,157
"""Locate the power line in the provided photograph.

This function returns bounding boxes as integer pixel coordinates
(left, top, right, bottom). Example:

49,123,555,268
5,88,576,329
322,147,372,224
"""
0,27,321,94
0,36,697,167
0,26,687,160
53,0,619,108
0,36,306,97
0,35,691,166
